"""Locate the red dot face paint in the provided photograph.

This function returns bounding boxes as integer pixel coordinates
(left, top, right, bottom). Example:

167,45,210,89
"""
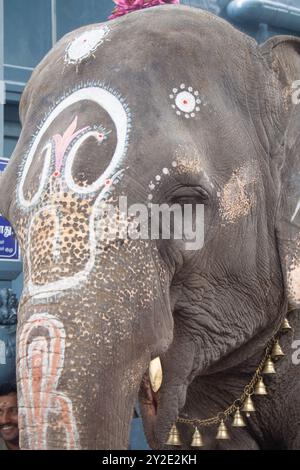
171,86,200,117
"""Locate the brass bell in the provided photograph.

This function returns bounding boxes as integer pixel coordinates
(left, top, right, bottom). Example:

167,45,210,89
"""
216,420,230,440
232,408,246,427
242,395,256,413
271,340,285,360
191,427,204,447
254,377,268,395
281,318,292,331
166,424,182,446
263,357,276,374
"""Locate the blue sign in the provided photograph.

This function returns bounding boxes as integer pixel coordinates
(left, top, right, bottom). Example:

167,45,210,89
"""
0,158,20,261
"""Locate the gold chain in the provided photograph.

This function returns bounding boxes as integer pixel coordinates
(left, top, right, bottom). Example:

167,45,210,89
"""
177,329,282,428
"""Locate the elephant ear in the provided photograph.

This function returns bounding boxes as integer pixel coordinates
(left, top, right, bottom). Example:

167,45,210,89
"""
260,36,300,310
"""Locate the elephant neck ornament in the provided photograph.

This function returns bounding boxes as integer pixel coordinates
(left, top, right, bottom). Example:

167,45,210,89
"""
168,315,293,446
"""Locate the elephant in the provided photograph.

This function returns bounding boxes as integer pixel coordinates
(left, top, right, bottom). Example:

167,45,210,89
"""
0,4,300,450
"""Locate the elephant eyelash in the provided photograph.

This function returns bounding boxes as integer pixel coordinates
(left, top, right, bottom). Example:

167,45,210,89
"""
168,187,210,205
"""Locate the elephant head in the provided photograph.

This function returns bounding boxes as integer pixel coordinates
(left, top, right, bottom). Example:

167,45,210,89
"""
0,5,300,449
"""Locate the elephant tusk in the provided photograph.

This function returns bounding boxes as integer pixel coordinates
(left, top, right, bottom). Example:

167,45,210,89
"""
149,357,163,393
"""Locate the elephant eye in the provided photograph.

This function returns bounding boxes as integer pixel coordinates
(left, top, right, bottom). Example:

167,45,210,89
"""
168,186,210,205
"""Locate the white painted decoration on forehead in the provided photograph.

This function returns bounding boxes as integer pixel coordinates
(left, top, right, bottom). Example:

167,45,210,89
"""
65,26,110,65
18,85,131,209
170,84,201,119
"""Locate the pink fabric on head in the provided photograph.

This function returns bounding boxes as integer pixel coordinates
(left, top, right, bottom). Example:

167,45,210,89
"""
109,0,180,19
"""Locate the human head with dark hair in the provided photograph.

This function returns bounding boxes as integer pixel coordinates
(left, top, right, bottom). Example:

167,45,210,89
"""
0,383,17,396
0,382,19,450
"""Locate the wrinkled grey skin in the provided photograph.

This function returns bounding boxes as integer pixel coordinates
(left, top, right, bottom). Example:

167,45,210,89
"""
0,5,300,449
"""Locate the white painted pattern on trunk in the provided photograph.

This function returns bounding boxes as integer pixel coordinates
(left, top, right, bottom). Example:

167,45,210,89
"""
18,313,80,449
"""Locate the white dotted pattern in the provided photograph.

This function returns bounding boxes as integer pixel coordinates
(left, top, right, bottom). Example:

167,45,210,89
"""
170,84,202,119
147,162,178,201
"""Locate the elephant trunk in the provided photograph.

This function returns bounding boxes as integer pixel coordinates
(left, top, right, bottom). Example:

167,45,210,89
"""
16,294,150,449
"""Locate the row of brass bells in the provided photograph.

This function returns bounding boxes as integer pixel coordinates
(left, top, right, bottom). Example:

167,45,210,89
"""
166,424,205,447
166,324,290,448
166,421,231,445
167,387,264,445
166,377,270,445
262,339,285,376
